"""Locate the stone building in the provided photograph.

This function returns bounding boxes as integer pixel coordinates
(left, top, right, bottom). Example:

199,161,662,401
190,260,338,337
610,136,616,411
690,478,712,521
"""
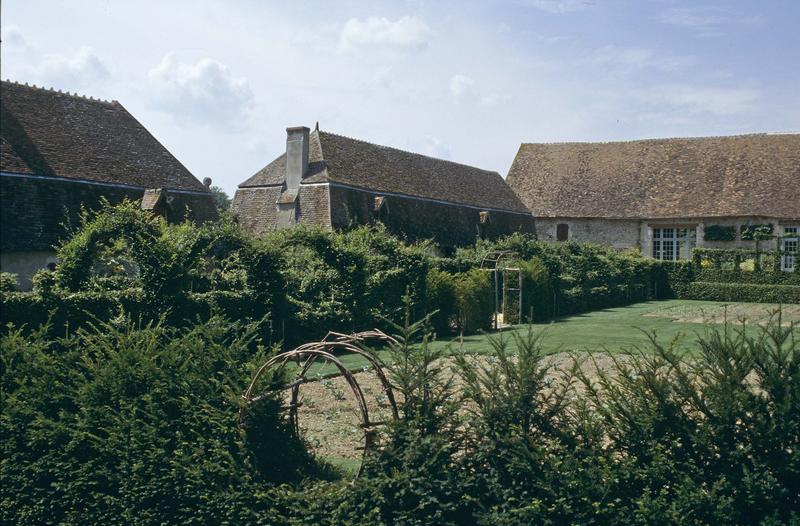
0,80,218,288
233,125,534,247
507,133,799,268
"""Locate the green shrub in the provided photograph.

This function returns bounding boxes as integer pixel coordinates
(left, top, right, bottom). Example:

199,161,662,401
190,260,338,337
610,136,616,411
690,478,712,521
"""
0,272,18,292
454,268,494,333
265,226,366,342
425,268,457,336
0,315,310,524
336,225,430,327
522,256,555,321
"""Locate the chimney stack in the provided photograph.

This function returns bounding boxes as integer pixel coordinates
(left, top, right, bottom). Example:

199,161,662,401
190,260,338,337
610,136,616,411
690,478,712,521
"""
285,126,310,190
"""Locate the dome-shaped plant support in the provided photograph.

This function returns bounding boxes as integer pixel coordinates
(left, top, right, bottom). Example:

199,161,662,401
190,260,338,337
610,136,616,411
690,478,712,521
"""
241,330,399,479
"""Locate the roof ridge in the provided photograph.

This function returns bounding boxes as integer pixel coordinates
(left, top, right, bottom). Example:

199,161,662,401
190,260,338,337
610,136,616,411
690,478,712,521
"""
520,132,800,147
2,78,118,105
318,128,501,175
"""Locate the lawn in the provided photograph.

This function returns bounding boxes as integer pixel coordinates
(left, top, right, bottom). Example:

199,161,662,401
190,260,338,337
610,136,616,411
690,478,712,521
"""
294,300,799,377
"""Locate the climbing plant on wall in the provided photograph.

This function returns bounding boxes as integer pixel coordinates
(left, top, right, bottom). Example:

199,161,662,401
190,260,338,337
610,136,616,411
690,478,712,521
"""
704,225,736,242
740,223,773,241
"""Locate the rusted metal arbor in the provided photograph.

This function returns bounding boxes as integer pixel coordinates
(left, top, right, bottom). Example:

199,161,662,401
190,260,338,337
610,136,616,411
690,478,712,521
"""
481,250,523,329
240,330,399,478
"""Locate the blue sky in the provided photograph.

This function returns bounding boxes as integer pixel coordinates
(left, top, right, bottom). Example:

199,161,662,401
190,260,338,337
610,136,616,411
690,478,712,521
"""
2,0,798,196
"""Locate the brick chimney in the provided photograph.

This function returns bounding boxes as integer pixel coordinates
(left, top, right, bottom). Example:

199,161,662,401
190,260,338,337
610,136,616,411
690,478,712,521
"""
285,126,309,190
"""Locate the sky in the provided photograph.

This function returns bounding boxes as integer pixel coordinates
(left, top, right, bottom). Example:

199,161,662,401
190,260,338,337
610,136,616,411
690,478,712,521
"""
2,0,799,196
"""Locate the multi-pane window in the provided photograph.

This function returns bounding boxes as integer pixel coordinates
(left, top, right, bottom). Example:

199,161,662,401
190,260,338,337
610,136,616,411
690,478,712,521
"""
652,227,696,261
782,226,798,272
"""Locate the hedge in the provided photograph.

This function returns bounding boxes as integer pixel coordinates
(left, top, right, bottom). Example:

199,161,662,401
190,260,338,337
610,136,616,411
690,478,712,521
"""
687,282,800,303
695,268,800,286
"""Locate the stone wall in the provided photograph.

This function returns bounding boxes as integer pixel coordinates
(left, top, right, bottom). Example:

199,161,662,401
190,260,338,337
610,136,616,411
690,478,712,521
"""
535,218,640,249
535,216,800,257
329,185,535,247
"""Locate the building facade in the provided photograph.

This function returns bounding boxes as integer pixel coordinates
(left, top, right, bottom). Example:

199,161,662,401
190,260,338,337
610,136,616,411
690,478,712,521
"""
507,134,799,269
233,125,534,247
0,80,218,288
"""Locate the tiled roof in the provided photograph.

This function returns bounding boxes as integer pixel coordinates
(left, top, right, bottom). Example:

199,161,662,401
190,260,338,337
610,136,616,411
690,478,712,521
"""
507,133,800,219
0,80,206,192
239,129,529,213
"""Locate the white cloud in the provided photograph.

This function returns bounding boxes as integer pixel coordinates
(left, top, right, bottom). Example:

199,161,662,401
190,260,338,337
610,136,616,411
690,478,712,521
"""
147,53,254,128
636,85,760,116
339,16,432,54
27,46,110,88
520,0,591,14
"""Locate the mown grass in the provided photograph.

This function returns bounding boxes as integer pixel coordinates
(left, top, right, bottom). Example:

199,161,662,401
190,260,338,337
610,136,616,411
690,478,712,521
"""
296,300,799,377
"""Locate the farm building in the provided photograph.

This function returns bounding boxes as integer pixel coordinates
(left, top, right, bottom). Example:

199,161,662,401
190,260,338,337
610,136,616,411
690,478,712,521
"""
232,125,534,247
507,133,799,268
0,80,218,288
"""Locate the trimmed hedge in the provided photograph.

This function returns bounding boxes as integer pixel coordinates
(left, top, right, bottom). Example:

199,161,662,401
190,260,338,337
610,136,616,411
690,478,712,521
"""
688,281,800,303
695,268,800,286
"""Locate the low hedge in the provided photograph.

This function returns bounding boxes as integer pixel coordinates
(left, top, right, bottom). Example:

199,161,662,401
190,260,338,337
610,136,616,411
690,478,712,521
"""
687,282,800,303
695,268,800,286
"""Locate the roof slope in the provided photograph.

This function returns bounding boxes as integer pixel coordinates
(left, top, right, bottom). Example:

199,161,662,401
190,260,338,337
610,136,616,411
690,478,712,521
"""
240,129,529,213
506,134,800,219
0,80,206,192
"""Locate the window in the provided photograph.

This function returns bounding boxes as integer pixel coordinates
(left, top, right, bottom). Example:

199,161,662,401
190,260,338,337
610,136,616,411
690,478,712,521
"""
652,227,696,261
781,226,798,272
556,223,569,242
